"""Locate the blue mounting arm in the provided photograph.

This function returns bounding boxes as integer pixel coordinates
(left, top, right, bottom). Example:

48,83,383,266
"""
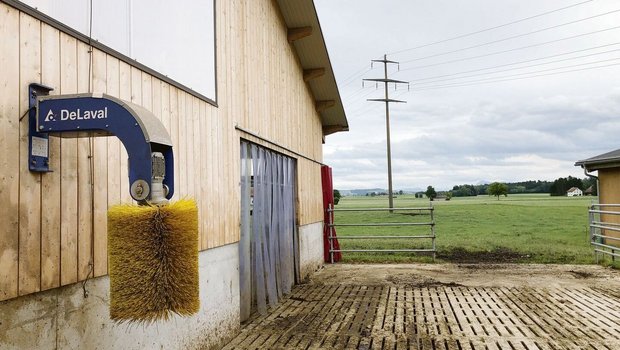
29,86,174,202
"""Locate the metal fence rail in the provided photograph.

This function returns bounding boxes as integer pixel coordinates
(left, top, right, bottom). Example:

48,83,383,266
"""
588,203,620,263
326,204,436,263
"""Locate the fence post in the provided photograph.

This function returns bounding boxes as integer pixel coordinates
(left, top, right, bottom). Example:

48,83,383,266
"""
328,203,335,264
589,205,598,264
430,202,436,261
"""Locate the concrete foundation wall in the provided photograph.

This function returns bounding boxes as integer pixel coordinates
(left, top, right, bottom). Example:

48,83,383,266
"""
0,243,240,350
298,222,324,280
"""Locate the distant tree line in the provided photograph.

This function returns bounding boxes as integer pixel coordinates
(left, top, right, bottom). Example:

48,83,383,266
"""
549,176,597,196
449,177,597,197
451,180,553,197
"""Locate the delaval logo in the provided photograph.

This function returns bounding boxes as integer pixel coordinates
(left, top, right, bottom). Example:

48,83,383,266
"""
44,107,108,122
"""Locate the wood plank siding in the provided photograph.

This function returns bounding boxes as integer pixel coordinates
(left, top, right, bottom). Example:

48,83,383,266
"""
0,0,326,301
598,169,620,246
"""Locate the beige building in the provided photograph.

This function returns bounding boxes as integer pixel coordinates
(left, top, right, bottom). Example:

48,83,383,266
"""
0,0,347,348
576,149,620,249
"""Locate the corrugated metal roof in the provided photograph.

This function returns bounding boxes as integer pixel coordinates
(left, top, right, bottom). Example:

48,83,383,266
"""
575,148,620,170
276,0,348,136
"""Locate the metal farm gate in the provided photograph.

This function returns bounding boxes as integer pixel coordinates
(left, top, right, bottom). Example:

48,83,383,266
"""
588,203,620,263
325,205,436,263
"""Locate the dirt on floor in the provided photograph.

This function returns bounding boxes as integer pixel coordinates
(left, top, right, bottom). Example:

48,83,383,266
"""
309,263,620,289
436,247,531,263
224,264,620,350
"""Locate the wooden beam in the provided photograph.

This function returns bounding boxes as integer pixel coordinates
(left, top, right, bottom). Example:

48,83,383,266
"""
315,100,335,112
288,26,313,43
303,68,325,82
323,125,344,136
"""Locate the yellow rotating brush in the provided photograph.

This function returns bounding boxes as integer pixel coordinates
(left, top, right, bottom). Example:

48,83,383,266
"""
107,199,200,323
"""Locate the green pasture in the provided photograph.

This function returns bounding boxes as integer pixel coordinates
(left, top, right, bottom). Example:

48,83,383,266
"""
332,194,600,264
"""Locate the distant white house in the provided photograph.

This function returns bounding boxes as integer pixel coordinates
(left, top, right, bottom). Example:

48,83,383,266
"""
567,187,583,197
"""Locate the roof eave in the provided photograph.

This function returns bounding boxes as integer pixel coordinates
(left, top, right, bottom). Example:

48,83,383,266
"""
575,159,620,171
275,0,349,137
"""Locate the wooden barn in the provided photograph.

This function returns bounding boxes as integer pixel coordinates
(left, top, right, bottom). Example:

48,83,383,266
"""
576,149,620,252
0,0,347,348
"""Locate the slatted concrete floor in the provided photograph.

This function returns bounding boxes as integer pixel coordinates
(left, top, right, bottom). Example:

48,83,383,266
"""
223,267,620,350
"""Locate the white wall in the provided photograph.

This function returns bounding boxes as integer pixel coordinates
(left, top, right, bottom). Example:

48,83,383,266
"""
0,243,240,350
298,222,325,280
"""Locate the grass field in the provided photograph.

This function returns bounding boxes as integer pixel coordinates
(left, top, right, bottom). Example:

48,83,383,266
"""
332,194,599,264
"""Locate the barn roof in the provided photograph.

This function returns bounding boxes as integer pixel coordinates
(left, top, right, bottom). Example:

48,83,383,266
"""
276,0,349,136
575,148,620,171
566,187,581,192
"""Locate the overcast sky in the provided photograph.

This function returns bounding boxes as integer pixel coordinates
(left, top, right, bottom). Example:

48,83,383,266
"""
315,0,620,191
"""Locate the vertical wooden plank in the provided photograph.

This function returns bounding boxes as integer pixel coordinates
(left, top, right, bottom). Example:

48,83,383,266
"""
99,54,121,277
194,99,203,250
0,3,21,300
59,33,78,286
199,102,207,250
75,41,92,282
142,73,152,112
226,107,236,245
130,67,142,105
72,41,87,281
18,13,42,296
191,97,201,240
177,91,187,196
169,88,180,201
161,83,170,132
185,94,195,198
92,49,108,277
151,79,161,120
214,95,223,246
106,54,121,208
160,82,171,197
205,104,214,249
118,61,132,203
40,23,61,291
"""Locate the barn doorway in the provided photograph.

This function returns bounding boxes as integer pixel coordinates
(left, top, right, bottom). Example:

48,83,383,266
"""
239,141,298,322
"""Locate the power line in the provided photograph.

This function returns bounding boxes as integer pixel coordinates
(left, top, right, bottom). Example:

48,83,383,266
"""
398,26,620,71
338,67,373,88
346,99,383,118
400,9,620,64
346,88,409,116
340,2,598,91
410,48,620,86
348,85,409,109
409,62,620,92
339,66,371,83
402,42,620,82
343,86,365,100
388,0,593,56
347,100,383,117
347,87,378,101
345,86,379,104
418,56,620,85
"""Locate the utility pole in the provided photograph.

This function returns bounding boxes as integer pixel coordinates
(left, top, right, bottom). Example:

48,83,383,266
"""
363,54,408,211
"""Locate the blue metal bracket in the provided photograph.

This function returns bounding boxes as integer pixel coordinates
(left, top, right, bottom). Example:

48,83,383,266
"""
31,92,175,202
28,83,54,172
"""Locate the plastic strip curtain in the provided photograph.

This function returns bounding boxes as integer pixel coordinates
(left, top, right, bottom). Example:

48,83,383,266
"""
239,142,252,320
241,141,296,315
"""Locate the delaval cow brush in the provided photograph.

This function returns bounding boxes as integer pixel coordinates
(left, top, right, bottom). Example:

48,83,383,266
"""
28,83,199,323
